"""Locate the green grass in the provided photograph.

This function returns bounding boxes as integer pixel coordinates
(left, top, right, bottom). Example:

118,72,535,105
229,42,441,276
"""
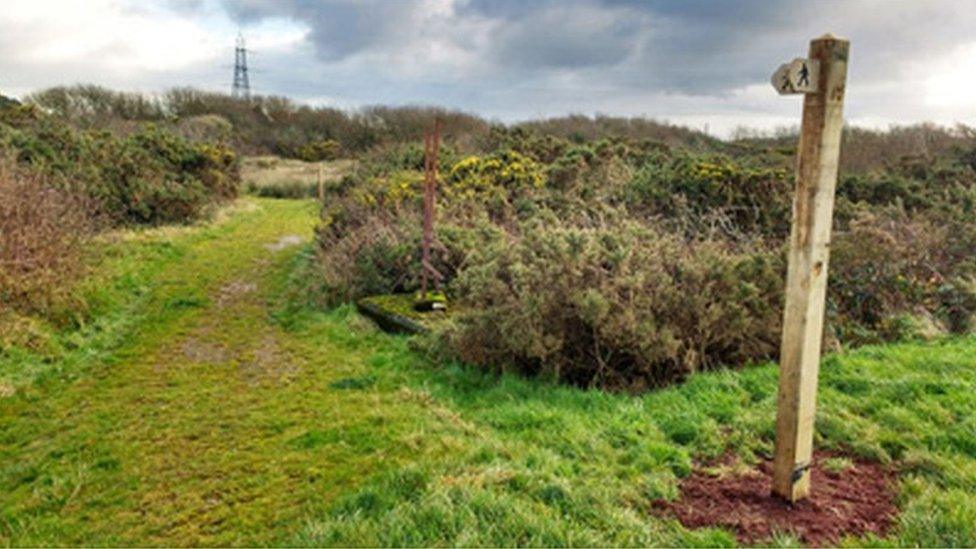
2,198,976,546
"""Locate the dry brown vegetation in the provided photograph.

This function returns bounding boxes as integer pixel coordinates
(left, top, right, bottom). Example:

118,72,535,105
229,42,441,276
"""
27,85,493,158
518,114,720,150
0,162,92,319
732,122,976,174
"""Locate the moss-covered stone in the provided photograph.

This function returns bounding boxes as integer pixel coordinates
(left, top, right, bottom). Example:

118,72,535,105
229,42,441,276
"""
356,293,450,334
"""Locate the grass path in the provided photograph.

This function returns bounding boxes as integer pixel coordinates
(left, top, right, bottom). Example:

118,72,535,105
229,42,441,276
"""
0,199,437,545
2,198,976,546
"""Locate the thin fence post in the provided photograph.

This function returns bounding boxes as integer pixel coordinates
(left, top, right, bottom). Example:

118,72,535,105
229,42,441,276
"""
421,131,432,299
316,164,324,202
771,34,849,503
420,120,442,300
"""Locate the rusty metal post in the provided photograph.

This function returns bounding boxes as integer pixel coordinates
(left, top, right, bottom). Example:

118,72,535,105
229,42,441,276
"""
420,120,443,300
421,131,432,299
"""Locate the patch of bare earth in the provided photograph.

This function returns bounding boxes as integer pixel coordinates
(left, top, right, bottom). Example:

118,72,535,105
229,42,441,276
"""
239,334,299,385
653,450,897,546
216,279,257,308
180,338,228,364
264,235,303,252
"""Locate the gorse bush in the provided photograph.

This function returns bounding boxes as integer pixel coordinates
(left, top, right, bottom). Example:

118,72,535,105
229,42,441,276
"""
626,154,793,238
297,139,342,162
314,167,502,305
442,218,783,390
830,208,976,343
316,126,976,389
0,100,239,226
449,150,545,197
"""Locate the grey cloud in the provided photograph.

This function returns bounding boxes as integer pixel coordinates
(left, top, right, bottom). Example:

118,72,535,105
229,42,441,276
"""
595,0,976,95
489,4,647,70
18,0,967,132
140,0,976,91
217,0,976,97
224,0,423,61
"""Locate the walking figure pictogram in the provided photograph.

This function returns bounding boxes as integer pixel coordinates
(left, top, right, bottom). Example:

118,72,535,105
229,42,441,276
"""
798,62,810,87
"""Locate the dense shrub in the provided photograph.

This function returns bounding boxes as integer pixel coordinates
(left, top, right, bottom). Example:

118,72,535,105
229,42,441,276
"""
315,179,503,305
297,139,342,162
316,124,976,389
25,86,751,162
443,218,783,390
27,85,165,128
0,102,239,226
516,114,720,150
246,180,317,199
0,162,92,320
831,208,976,343
731,123,976,175
626,153,792,238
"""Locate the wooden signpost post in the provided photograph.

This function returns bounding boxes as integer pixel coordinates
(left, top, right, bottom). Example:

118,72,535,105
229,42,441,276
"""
770,34,849,503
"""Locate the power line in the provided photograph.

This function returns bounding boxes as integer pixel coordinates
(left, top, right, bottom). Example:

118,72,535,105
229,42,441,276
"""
232,33,251,100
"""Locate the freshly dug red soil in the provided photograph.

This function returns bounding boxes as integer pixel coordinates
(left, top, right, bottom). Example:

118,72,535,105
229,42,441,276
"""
654,450,898,546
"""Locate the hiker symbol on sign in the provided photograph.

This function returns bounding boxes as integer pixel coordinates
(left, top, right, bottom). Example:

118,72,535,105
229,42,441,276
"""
771,58,820,95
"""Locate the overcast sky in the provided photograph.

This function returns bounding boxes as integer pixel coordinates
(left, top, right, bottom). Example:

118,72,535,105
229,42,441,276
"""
1,0,975,136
